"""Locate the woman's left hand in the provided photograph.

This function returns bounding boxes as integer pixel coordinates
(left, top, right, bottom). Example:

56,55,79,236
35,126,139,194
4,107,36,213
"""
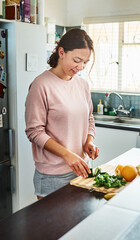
83,135,99,160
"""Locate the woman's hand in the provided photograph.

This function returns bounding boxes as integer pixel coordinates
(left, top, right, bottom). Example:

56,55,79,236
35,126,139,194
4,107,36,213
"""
44,138,91,178
64,151,91,178
83,135,99,160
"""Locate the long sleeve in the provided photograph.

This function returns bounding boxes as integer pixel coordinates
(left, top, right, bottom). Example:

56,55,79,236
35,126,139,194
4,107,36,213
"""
85,82,95,138
88,95,95,138
25,77,51,149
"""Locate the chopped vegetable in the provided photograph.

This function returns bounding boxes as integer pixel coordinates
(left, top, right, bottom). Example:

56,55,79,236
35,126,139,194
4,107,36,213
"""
88,167,101,178
94,172,127,188
94,167,101,176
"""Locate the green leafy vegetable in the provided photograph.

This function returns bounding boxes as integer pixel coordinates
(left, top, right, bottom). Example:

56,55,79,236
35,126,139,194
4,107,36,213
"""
94,172,127,188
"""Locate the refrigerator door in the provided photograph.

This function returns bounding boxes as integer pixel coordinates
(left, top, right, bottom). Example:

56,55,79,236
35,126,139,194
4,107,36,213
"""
0,28,9,164
0,28,12,219
0,161,12,219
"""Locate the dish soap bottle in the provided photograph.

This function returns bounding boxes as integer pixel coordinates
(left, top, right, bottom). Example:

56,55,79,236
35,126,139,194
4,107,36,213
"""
104,93,110,115
97,99,104,115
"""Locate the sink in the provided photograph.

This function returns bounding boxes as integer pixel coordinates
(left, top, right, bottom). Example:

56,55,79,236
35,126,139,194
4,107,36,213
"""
94,114,140,127
94,115,118,122
94,115,117,122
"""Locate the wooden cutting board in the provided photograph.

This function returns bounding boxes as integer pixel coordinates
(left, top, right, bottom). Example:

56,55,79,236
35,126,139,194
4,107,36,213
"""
70,164,130,194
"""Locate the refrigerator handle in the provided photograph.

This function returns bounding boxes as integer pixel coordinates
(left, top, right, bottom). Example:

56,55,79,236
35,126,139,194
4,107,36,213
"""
8,129,14,158
10,165,15,194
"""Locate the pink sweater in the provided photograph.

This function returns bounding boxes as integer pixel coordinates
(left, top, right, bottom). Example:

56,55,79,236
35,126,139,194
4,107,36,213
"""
25,70,95,174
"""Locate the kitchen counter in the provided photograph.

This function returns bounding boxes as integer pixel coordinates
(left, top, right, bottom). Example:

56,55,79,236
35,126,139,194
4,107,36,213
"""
0,184,106,240
94,114,140,132
0,148,140,240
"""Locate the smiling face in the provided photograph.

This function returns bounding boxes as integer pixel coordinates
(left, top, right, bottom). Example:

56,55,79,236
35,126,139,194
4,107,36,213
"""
58,47,91,79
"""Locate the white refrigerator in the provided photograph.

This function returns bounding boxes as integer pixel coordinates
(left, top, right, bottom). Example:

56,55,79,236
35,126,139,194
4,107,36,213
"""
0,20,47,213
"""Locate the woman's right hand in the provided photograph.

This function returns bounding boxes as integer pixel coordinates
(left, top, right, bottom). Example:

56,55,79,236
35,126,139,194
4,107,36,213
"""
64,151,91,178
44,138,91,178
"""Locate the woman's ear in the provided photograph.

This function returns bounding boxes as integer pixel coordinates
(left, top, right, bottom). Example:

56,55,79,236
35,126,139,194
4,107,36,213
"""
58,47,65,59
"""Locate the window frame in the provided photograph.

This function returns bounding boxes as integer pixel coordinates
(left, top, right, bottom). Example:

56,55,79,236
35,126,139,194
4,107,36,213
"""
83,15,140,94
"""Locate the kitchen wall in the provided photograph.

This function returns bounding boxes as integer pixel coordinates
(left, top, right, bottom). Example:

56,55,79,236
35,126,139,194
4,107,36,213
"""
44,0,140,26
44,0,66,25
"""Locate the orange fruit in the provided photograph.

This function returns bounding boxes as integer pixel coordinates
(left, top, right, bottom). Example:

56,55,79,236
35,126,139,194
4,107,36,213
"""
115,164,124,175
121,165,137,182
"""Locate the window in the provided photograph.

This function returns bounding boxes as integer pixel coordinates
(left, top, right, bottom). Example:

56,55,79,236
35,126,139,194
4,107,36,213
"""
84,17,140,93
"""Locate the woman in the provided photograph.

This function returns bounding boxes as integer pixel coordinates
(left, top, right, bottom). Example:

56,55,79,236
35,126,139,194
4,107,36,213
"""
25,28,99,200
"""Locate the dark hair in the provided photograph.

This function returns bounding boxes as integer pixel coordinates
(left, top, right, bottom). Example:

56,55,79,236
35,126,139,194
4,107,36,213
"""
48,28,95,69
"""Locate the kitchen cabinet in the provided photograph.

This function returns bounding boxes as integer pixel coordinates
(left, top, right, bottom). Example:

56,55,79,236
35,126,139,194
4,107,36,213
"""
93,126,139,167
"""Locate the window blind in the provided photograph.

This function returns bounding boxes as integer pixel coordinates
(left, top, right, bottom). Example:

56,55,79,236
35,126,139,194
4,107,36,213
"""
83,16,140,93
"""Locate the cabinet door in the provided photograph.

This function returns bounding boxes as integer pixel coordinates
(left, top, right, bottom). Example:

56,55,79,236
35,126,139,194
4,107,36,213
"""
94,127,139,167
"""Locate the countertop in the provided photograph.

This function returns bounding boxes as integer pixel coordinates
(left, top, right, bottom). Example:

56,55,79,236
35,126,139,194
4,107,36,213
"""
94,113,140,132
0,184,106,240
0,148,140,240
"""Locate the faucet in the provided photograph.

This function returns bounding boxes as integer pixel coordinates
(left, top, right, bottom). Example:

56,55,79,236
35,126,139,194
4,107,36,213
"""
108,92,134,117
109,92,125,110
